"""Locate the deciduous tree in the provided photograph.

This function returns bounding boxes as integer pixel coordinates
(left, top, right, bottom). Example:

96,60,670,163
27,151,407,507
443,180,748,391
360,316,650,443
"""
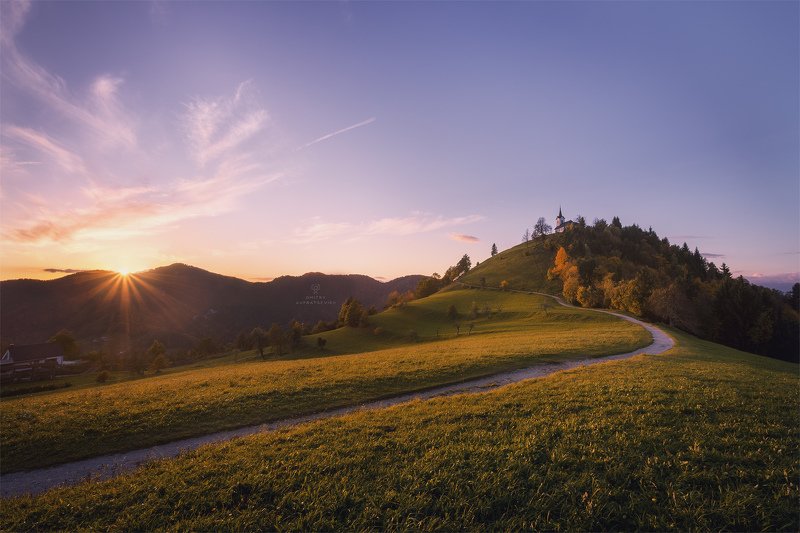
533,217,551,239
250,327,268,359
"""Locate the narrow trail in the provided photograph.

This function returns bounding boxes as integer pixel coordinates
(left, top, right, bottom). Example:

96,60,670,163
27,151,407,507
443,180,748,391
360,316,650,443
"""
1,288,674,499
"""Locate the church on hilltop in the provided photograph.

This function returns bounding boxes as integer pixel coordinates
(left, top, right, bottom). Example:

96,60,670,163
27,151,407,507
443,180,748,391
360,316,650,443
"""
554,207,575,233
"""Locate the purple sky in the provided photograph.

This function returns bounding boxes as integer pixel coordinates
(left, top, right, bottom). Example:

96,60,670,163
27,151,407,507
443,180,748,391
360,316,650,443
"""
1,1,798,288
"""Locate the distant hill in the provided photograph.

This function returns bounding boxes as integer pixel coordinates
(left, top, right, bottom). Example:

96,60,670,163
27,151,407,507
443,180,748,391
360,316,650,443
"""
0,264,422,353
460,221,799,363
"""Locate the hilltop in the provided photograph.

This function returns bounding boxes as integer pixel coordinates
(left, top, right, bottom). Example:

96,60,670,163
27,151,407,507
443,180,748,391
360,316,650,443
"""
459,220,799,362
0,264,422,355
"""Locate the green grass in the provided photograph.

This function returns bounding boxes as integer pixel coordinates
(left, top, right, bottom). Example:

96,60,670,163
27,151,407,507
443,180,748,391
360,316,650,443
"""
3,331,796,531
460,238,562,294
299,287,579,356
0,290,650,473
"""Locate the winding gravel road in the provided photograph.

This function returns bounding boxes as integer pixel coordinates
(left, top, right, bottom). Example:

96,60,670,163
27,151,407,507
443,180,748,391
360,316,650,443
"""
0,289,674,498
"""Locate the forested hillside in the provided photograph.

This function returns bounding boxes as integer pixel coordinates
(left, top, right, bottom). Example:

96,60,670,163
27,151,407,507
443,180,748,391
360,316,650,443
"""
0,264,422,357
465,218,799,362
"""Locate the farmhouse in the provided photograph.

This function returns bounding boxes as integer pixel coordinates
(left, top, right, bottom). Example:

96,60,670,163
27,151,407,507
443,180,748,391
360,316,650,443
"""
0,343,64,381
554,207,575,233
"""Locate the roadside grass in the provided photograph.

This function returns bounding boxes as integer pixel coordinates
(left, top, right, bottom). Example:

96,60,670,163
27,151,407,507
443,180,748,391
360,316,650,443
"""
3,330,796,531
0,290,650,473
459,239,561,294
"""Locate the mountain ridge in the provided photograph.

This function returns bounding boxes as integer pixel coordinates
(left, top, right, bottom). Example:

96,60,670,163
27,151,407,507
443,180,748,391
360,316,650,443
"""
0,264,423,354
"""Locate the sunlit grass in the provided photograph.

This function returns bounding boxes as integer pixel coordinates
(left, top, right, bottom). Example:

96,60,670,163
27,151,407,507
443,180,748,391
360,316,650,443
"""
459,238,562,294
0,290,650,473
3,331,796,531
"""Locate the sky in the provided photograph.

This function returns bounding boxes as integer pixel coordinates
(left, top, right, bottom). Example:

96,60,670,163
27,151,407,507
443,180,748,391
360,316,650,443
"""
1,0,798,288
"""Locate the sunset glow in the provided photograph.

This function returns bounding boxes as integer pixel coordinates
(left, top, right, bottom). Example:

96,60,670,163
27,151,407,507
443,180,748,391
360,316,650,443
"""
0,1,797,286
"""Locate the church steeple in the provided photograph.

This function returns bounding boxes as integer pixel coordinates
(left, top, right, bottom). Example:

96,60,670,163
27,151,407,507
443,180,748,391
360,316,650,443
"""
556,206,565,228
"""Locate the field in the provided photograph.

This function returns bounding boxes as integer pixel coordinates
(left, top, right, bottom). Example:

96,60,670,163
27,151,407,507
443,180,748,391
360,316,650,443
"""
0,289,650,473
3,330,796,531
460,239,562,294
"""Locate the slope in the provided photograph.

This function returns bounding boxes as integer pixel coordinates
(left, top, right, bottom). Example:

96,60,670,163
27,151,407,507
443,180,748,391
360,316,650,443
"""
0,288,651,473
460,239,561,294
3,331,796,531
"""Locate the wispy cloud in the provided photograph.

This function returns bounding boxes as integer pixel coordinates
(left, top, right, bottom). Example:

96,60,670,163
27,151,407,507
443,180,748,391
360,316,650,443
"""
43,268,85,274
294,213,484,243
0,1,137,149
6,167,283,244
701,252,725,259
2,73,281,245
3,125,86,174
450,233,480,243
0,146,41,173
298,117,376,150
183,81,269,167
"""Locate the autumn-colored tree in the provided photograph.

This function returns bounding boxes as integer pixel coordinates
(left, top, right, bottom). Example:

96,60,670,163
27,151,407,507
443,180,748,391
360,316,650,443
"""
548,247,570,280
576,285,603,308
561,266,580,303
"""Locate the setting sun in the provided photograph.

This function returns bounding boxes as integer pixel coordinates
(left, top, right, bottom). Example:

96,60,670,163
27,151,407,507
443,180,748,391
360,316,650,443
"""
117,268,130,276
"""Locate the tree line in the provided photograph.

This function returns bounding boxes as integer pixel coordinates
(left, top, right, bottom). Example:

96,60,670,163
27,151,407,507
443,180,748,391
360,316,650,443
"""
544,217,798,362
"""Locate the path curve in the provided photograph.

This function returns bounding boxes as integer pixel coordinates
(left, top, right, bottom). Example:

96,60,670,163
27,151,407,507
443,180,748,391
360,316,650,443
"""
1,288,673,498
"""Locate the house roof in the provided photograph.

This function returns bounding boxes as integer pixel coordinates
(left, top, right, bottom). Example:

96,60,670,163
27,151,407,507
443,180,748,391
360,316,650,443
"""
3,343,64,363
555,220,575,230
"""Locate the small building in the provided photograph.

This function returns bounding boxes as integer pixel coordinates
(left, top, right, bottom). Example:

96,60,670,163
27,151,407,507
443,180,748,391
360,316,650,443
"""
0,343,64,382
554,206,575,233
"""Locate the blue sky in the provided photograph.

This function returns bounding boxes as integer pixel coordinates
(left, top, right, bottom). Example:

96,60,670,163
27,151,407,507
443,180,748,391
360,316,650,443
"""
1,0,797,287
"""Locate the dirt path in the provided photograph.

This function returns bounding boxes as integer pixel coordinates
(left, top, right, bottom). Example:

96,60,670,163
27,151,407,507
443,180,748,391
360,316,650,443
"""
0,290,673,498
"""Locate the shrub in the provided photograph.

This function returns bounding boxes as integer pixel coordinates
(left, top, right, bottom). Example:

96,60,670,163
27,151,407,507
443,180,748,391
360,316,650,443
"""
96,371,110,383
447,304,458,320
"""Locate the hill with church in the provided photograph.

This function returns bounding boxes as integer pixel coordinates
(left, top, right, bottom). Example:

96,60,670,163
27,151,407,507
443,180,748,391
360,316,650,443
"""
2,216,797,531
460,212,799,363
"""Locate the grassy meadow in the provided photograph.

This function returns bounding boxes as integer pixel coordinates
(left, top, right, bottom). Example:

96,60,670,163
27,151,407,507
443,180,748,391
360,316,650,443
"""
1,289,650,473
3,330,797,531
460,239,562,294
